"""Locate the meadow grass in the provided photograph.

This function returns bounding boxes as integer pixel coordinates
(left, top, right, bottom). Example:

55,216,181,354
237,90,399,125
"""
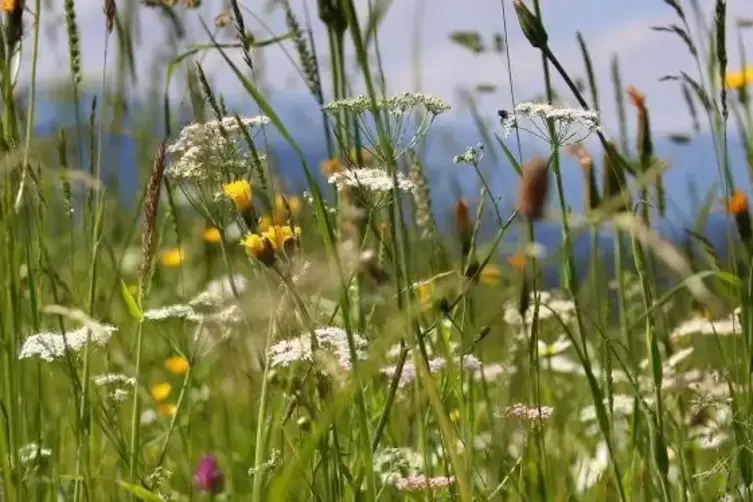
3,0,753,500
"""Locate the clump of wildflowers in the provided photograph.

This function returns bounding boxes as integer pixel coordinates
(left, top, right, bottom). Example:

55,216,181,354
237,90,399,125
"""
500,403,554,423
241,224,301,267
393,475,456,492
165,116,269,182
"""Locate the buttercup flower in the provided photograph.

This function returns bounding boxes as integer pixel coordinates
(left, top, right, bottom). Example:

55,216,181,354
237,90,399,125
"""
223,180,252,211
151,382,172,402
203,227,222,244
157,403,177,418
159,247,185,267
165,356,190,375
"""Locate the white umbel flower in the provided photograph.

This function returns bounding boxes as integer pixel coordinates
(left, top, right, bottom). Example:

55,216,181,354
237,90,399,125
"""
328,167,415,193
18,443,51,465
19,324,118,362
267,327,368,370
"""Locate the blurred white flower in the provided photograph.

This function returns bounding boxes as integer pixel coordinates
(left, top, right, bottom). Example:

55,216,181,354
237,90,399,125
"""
538,334,572,357
572,441,609,493
144,304,201,322
18,443,51,465
19,324,118,362
328,167,415,193
267,327,367,370
671,315,740,340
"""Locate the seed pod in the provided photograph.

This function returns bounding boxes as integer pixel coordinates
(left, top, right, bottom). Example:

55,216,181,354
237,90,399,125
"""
517,156,549,220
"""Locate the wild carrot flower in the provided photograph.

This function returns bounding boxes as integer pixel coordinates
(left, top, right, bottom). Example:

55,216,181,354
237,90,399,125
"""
500,102,601,145
328,167,415,193
725,65,753,89
159,247,185,267
267,327,367,370
151,382,172,402
19,324,118,362
223,180,252,211
203,227,222,243
500,403,554,422
165,356,190,375
165,116,269,182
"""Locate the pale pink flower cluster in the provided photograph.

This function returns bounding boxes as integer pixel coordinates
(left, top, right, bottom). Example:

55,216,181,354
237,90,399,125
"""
500,403,554,422
393,474,455,492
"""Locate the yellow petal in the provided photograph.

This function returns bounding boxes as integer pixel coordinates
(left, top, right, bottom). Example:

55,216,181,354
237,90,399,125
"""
151,382,172,402
165,356,190,375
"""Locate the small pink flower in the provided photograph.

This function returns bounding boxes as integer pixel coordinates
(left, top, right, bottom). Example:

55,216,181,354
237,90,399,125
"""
194,454,224,494
393,475,456,492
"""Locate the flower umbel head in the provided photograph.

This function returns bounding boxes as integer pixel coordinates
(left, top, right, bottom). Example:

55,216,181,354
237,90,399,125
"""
194,455,224,494
223,180,252,211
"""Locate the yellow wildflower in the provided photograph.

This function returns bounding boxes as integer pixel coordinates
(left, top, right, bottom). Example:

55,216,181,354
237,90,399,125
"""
1,0,17,12
157,403,177,418
151,382,172,402
165,356,190,375
223,180,253,210
241,233,276,266
479,264,503,285
449,408,461,422
725,66,753,90
417,282,433,311
262,225,300,251
159,247,185,267
320,158,343,177
258,215,272,231
203,227,222,244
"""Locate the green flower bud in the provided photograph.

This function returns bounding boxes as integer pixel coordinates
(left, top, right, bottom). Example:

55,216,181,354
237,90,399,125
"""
514,0,548,49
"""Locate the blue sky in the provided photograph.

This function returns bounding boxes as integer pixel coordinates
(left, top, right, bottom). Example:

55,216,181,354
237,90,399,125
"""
27,0,753,136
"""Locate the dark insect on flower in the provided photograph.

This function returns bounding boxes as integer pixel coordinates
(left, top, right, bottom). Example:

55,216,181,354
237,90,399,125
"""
497,109,509,121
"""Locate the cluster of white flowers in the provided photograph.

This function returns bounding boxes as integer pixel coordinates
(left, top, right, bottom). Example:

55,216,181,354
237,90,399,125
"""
452,143,483,165
93,373,135,387
670,314,740,340
571,441,610,494
144,304,202,322
380,355,481,388
499,403,554,422
322,93,451,117
503,290,576,326
328,167,415,194
93,373,135,403
471,362,516,382
247,449,281,476
165,116,270,182
18,442,52,465
19,323,118,362
267,327,368,370
500,102,601,144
